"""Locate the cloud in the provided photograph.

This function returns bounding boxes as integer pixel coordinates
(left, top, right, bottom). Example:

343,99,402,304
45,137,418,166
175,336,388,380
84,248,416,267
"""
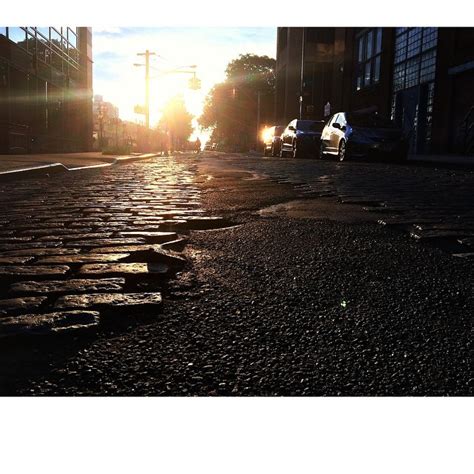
93,27,123,34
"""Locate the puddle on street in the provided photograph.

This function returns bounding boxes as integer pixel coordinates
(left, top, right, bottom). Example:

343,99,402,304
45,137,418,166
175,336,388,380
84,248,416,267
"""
258,197,387,223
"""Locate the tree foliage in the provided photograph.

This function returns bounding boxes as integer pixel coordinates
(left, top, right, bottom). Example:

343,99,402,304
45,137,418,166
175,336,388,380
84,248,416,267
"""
198,54,276,151
159,95,194,150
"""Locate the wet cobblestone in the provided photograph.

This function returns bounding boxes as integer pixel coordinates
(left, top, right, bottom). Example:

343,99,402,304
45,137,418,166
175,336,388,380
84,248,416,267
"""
0,156,212,336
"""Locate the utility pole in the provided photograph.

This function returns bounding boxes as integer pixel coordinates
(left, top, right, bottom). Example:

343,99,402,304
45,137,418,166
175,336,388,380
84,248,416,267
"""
136,50,156,129
256,90,261,150
299,27,306,120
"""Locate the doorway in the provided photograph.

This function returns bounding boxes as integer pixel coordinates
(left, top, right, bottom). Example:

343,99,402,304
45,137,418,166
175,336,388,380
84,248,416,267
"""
395,84,429,154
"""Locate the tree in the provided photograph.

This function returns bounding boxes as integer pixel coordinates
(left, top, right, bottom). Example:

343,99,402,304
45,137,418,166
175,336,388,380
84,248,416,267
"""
159,95,194,151
198,54,276,151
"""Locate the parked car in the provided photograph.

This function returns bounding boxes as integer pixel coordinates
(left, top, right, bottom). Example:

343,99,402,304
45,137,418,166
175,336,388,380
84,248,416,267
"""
280,119,326,158
262,125,285,157
204,142,213,151
319,112,409,162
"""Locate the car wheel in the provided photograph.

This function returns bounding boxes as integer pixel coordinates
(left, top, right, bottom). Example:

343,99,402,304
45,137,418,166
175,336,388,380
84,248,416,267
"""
338,140,347,162
292,142,304,159
319,142,325,160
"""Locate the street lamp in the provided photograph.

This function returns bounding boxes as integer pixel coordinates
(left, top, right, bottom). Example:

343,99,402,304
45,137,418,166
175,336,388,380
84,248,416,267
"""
134,50,156,129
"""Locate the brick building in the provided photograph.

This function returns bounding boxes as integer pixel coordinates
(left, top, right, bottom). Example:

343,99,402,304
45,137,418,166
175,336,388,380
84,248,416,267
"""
275,27,474,155
0,27,93,154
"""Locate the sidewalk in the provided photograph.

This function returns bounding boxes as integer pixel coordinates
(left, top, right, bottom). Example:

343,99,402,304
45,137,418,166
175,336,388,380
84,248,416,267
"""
408,153,473,167
0,151,159,178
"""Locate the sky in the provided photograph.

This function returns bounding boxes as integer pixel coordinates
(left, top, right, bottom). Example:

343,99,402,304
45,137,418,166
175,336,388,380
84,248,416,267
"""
93,27,277,139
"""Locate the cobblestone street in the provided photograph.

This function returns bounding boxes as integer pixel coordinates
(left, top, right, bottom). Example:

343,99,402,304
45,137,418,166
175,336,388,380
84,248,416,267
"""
0,152,472,395
0,155,232,335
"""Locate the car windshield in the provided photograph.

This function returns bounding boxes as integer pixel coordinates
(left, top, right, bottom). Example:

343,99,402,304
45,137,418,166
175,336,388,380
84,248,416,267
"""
347,113,396,129
297,120,325,132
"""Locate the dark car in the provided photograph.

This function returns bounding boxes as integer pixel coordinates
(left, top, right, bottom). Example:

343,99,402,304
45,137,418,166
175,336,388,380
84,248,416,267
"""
263,125,285,157
279,119,326,158
319,112,409,162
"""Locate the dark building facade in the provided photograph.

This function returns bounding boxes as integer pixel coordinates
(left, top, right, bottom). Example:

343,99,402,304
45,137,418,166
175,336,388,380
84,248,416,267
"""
276,27,474,155
0,27,93,154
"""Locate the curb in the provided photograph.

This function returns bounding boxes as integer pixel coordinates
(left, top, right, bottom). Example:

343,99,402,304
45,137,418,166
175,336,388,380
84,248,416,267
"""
0,153,160,182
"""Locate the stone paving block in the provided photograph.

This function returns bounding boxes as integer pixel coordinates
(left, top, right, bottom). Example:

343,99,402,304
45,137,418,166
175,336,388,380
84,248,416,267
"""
36,253,130,264
9,278,125,296
19,228,92,237
0,248,80,257
87,244,186,268
0,311,100,338
0,265,70,281
54,292,163,314
78,262,169,278
0,237,33,243
64,238,146,248
134,219,187,230
61,233,115,241
0,296,48,316
117,231,178,244
0,256,34,264
0,242,62,250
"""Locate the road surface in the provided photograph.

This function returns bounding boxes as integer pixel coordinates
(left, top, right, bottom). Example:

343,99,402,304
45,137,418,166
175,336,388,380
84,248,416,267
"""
0,152,472,395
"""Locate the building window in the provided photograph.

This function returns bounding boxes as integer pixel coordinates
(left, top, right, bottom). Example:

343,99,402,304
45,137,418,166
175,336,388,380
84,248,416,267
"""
67,28,77,48
37,27,49,40
392,28,438,90
8,27,27,47
50,28,62,50
392,28,438,153
406,28,422,59
356,28,382,90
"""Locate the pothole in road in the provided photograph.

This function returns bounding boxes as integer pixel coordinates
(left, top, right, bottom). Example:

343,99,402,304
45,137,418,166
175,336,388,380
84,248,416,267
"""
257,197,387,224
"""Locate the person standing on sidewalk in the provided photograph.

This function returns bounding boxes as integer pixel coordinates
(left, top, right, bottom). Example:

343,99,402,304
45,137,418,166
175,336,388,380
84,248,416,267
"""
195,137,201,154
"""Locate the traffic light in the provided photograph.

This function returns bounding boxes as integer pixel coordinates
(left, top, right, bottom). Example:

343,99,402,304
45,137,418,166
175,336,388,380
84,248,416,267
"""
134,104,146,115
188,76,201,90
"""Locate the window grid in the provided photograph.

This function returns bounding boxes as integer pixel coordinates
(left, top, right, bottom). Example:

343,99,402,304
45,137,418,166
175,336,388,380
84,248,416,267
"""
406,28,422,59
392,28,438,153
355,27,382,91
422,27,438,51
425,82,435,146
420,49,436,83
392,27,438,92
5,27,80,70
